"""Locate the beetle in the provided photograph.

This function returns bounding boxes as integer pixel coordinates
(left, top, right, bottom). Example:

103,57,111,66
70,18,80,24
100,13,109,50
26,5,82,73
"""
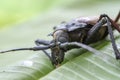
0,11,120,68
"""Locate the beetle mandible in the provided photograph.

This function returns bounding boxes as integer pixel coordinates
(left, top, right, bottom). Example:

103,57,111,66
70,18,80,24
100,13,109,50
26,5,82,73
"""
0,11,120,68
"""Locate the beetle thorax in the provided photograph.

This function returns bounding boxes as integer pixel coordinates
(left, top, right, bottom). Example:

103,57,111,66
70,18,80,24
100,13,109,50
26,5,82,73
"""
53,28,88,43
68,29,88,43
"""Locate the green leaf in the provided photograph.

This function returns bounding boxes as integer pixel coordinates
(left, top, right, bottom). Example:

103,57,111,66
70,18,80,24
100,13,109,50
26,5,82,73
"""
0,0,120,80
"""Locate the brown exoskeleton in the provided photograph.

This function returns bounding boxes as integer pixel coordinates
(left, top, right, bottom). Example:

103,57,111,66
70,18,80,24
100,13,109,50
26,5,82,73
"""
0,11,120,68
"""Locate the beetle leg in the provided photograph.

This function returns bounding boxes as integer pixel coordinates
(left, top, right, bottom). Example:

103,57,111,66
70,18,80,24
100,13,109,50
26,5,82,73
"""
103,14,120,32
35,39,51,45
105,17,120,59
35,39,52,61
115,11,120,23
85,13,120,44
84,17,106,44
99,14,120,59
60,42,101,55
85,14,120,59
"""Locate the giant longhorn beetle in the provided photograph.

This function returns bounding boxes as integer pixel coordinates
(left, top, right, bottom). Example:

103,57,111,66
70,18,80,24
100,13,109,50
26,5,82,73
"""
0,12,120,68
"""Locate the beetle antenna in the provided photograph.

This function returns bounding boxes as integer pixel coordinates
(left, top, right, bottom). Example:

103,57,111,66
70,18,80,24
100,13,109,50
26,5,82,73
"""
0,46,52,53
0,48,33,53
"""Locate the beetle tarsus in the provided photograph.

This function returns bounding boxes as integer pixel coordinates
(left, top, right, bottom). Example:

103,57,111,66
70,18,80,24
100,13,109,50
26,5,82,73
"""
35,39,52,61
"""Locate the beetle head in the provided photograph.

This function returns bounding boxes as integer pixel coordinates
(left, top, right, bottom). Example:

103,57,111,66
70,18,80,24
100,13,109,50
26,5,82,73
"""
51,46,65,68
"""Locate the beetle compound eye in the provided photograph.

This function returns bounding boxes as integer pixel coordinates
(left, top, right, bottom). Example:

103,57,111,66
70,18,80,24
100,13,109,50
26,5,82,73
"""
58,37,68,43
53,30,69,43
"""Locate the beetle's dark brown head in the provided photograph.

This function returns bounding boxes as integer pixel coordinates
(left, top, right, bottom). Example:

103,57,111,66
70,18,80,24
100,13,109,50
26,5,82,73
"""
50,46,65,68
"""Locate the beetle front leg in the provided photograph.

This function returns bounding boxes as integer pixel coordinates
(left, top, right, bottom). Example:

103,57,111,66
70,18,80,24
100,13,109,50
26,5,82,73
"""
35,39,51,45
60,42,101,55
35,39,52,60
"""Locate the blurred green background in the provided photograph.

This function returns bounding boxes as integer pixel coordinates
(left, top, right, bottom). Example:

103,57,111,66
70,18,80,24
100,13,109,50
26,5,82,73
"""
0,0,57,27
0,0,119,28
0,0,120,71
0,0,120,80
